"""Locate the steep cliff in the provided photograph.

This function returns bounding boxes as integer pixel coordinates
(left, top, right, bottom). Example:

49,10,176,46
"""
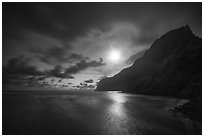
96,25,202,98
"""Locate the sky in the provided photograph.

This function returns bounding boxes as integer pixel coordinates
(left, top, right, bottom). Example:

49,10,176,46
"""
2,2,202,90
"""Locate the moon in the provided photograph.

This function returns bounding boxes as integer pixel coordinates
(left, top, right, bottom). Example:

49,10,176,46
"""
109,50,121,63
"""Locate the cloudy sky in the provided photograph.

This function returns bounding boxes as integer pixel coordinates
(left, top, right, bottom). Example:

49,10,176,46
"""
3,2,201,90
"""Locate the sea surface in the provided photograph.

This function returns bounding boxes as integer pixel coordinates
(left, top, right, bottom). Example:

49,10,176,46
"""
2,90,201,135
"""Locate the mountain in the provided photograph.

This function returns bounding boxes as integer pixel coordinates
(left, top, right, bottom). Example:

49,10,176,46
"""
96,25,202,99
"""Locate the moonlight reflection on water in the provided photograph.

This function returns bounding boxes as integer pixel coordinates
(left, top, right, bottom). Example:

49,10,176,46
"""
105,93,131,134
108,93,126,115
3,91,194,135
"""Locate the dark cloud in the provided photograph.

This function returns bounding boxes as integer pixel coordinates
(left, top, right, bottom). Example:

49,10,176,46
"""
125,49,147,65
76,79,97,89
46,65,74,78
3,3,107,42
65,58,106,74
2,56,44,88
46,58,106,78
5,56,104,79
37,46,71,64
30,45,87,65
75,83,95,89
58,79,62,83
3,56,74,88
3,56,43,76
3,3,201,40
85,79,94,83
37,76,48,81
3,55,105,87
51,78,55,82
75,85,81,89
3,73,48,89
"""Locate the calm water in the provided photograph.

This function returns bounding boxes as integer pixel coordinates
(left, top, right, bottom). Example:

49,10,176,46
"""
2,90,200,135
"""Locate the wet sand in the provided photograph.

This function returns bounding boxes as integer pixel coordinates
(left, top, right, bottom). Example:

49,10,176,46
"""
2,90,201,135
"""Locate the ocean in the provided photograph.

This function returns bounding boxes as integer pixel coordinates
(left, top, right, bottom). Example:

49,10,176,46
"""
2,90,200,135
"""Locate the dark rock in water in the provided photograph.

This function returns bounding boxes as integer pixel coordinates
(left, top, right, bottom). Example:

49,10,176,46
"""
170,93,202,121
96,25,202,99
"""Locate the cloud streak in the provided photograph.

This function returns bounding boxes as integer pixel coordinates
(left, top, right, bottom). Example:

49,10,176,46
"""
3,56,43,76
65,58,106,74
3,55,106,88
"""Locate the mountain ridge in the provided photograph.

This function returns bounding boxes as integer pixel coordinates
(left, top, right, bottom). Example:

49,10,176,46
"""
96,25,202,99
